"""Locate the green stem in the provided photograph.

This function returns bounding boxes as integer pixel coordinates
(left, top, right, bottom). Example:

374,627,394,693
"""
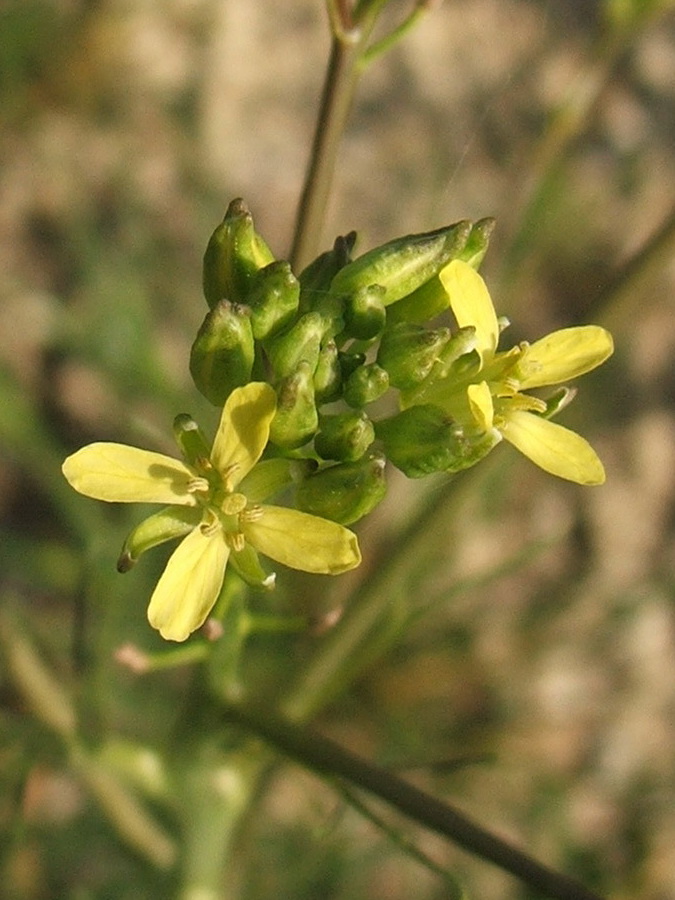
222,702,607,900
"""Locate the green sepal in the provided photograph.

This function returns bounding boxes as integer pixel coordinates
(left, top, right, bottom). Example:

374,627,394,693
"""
173,414,211,467
542,386,576,419
229,544,276,591
265,312,324,380
269,362,319,450
401,327,478,407
202,198,275,307
237,457,296,503
329,220,472,306
376,404,501,478
377,322,451,390
342,284,386,340
315,411,375,462
247,260,300,341
190,301,255,406
295,454,387,525
457,217,496,269
298,231,357,303
313,340,342,404
117,506,202,572
385,274,450,326
344,363,389,408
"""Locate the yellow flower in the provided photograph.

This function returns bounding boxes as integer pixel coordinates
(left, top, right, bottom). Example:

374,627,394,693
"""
62,383,361,641
424,260,614,484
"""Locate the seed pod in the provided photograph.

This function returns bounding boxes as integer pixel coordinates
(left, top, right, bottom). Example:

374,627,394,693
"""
377,322,451,390
343,284,387,340
117,507,202,572
247,261,300,341
265,312,324,380
269,361,318,450
376,404,500,478
190,301,254,406
329,220,471,306
343,363,389,408
202,198,275,308
295,453,387,525
315,411,375,462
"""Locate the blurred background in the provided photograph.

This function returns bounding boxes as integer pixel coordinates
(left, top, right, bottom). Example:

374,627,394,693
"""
1,1,674,898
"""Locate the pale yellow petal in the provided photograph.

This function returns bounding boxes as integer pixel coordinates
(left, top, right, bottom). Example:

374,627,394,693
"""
147,526,229,641
243,506,361,574
501,410,605,485
467,381,494,431
439,259,499,361
210,383,277,486
514,326,613,389
62,443,198,505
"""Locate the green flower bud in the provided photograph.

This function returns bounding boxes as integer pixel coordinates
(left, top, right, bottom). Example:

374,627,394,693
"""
190,301,255,406
298,231,357,301
295,454,387,525
118,507,201,572
344,363,389,408
329,220,471,306
376,404,500,478
269,362,318,449
202,198,275,308
457,217,496,269
265,312,324,380
313,340,342,404
315,411,375,462
338,351,366,381
401,327,479,407
247,261,300,341
377,322,451,390
342,284,387,340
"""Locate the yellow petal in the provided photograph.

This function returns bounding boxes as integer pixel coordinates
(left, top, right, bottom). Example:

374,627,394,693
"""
501,410,605,485
243,506,361,574
147,526,230,641
62,443,198,505
439,260,499,362
514,326,613,389
467,381,494,431
210,383,277,486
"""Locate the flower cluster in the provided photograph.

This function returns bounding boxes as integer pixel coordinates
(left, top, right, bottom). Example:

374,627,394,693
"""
63,199,613,641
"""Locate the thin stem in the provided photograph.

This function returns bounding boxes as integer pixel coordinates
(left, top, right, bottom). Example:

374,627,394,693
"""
223,702,607,900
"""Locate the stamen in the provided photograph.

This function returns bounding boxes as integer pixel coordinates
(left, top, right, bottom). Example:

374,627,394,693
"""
225,531,246,552
187,476,210,494
221,492,248,516
241,505,264,523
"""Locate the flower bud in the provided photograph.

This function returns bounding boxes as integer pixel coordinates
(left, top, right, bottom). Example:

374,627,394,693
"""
315,411,375,462
247,261,300,341
376,404,500,478
269,362,318,449
190,301,255,405
329,220,472,306
202,198,275,308
313,340,342,404
295,454,387,525
298,231,357,301
265,312,324,380
377,322,451,390
343,284,386,340
344,363,389,408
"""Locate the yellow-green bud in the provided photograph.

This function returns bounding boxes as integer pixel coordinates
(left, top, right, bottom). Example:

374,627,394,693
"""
377,323,451,390
298,232,357,304
265,312,324,380
376,404,500,478
190,301,255,406
246,261,300,341
329,220,471,306
315,411,375,462
343,284,386,340
269,362,318,450
344,363,389,408
457,217,496,269
295,454,387,525
202,198,275,308
313,341,342,404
